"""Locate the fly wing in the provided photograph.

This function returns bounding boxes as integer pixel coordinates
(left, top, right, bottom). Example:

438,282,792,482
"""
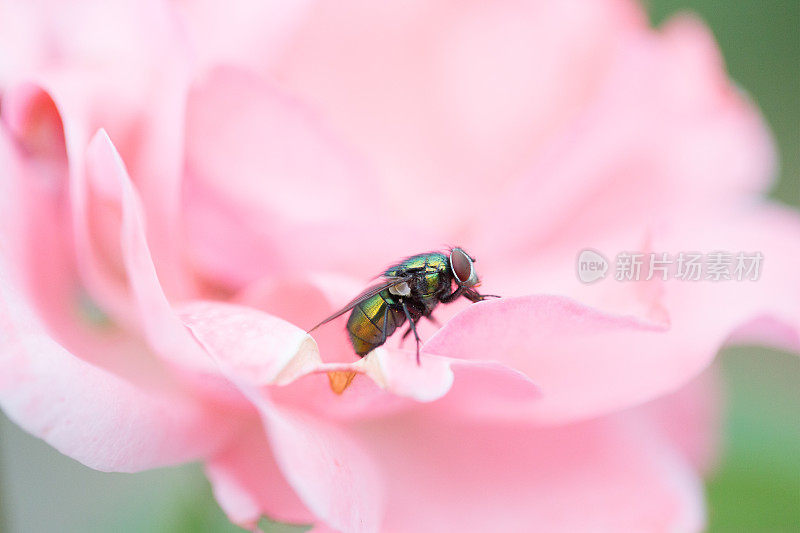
307,276,413,332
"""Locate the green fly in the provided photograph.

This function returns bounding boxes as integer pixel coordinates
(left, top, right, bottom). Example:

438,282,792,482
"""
309,247,497,365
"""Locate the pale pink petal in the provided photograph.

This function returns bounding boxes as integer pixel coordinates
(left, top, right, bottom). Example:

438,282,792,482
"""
207,358,384,533
236,274,365,364
421,358,542,421
0,88,72,327
270,0,644,231
635,364,722,473
261,349,541,428
261,404,384,533
351,409,704,532
173,0,314,74
1,78,175,338
726,315,800,354
1,102,166,383
473,16,774,259
0,1,40,84
360,348,455,402
178,299,320,387
1,80,128,331
184,67,374,226
182,67,439,290
0,255,236,472
423,295,696,423
205,420,314,528
83,130,219,377
480,203,799,422
658,206,800,356
1,83,68,172
1,0,192,296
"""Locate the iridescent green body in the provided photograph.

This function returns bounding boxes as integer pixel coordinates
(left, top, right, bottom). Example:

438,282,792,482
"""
347,252,451,355
384,252,450,312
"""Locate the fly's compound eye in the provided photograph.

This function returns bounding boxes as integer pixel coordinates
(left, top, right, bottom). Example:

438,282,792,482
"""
450,247,478,286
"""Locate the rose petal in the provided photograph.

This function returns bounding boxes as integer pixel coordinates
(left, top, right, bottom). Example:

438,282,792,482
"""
269,0,643,231
423,295,696,423
262,404,384,533
479,204,800,378
439,198,800,422
1,108,170,384
213,378,384,533
0,96,73,329
174,0,314,74
472,16,774,258
1,0,192,296
185,67,376,226
83,130,219,377
351,408,704,532
422,358,542,421
658,206,800,356
635,364,722,473
179,299,320,387
205,420,314,528
0,254,235,472
182,67,439,291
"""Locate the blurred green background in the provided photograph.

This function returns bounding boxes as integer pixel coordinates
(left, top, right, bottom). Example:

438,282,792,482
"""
1,1,798,532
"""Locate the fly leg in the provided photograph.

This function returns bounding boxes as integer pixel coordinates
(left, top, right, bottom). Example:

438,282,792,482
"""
424,314,441,327
400,315,434,346
438,285,463,303
400,325,414,343
464,289,501,302
400,299,422,365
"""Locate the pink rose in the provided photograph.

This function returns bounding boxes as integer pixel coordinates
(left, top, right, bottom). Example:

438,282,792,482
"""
1,1,797,531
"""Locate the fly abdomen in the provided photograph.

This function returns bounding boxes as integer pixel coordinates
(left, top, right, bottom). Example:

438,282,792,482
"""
346,291,405,356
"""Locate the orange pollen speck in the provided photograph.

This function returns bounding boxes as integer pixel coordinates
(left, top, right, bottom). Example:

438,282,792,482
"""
327,370,358,395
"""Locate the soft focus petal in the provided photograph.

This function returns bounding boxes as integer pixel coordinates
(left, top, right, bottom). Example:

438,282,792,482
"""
660,206,800,356
261,404,384,533
174,0,314,74
269,0,644,230
0,89,74,337
469,17,779,328
83,130,219,377
205,420,314,528
0,0,192,295
351,410,704,532
182,67,438,290
0,102,170,383
184,67,374,226
635,364,722,473
473,15,774,258
0,256,234,471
